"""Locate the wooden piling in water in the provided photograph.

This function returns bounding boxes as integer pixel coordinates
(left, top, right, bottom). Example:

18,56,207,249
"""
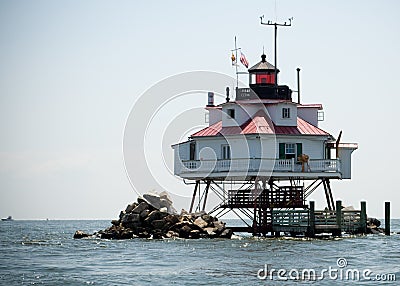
308,201,315,237
360,201,367,234
335,200,342,236
385,201,390,236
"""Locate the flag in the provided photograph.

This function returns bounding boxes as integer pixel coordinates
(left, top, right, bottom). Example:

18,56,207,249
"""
240,52,249,68
231,53,236,66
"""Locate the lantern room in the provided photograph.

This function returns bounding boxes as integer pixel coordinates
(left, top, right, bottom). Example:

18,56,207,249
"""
248,54,278,85
240,53,291,101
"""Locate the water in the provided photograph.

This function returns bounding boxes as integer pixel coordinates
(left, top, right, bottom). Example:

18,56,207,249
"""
1,220,399,285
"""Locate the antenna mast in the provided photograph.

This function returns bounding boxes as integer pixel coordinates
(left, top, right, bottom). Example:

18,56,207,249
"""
260,16,293,94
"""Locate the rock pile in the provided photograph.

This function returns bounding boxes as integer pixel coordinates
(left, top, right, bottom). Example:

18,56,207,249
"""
74,195,233,240
366,217,385,234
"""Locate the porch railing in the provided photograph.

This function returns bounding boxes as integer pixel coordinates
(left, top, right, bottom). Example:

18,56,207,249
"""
180,158,340,174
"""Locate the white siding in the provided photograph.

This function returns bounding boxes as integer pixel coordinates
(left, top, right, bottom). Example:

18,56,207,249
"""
338,148,356,179
193,135,326,160
194,135,271,160
297,107,319,127
266,102,298,126
196,137,247,159
221,103,246,127
196,137,226,159
174,141,190,161
221,103,262,127
207,107,222,126
172,141,191,175
276,136,326,159
240,104,265,122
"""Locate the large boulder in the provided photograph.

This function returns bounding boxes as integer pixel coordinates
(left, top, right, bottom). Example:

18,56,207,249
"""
165,230,179,238
143,192,177,214
152,230,164,239
111,220,120,226
143,193,163,209
144,210,167,224
169,221,193,232
121,213,140,228
152,219,167,230
73,230,90,239
194,217,208,229
118,229,135,239
179,225,192,238
204,227,218,237
219,228,233,239
164,214,179,225
212,221,226,234
125,202,138,213
140,209,151,219
189,230,201,239
201,214,214,226
368,217,381,227
132,202,149,214
137,231,151,238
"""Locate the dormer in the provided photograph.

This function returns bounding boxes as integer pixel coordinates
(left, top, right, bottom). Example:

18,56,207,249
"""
297,104,323,127
221,102,243,127
265,102,297,126
206,106,222,126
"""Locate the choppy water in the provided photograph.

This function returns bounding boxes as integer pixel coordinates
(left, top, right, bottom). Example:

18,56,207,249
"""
0,219,399,285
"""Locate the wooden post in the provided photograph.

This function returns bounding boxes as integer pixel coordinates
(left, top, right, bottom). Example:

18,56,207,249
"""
360,201,367,234
309,201,315,237
253,179,258,236
385,202,390,236
336,200,342,236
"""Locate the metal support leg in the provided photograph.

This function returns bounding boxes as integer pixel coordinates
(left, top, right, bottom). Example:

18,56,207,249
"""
322,179,332,211
189,180,199,213
202,180,211,211
325,179,335,211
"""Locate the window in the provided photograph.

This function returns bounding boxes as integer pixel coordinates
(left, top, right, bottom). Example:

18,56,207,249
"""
285,143,296,159
256,74,275,84
282,107,290,119
227,108,235,119
204,112,209,123
317,111,325,121
279,143,303,160
222,145,231,160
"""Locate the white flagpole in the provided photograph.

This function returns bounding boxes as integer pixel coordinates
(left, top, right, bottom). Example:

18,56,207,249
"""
235,36,238,89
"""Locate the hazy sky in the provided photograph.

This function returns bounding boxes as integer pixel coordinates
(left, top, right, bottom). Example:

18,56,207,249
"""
1,1,399,219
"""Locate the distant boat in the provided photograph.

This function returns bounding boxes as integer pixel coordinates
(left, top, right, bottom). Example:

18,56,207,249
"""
1,216,13,221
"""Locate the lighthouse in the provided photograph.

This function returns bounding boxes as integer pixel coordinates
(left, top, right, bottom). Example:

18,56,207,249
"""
171,35,358,236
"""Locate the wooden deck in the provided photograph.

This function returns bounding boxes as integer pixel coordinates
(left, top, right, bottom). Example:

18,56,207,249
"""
229,207,367,236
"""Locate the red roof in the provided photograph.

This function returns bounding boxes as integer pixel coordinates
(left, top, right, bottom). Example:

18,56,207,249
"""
191,111,330,137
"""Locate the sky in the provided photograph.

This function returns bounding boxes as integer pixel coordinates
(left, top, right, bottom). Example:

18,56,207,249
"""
0,0,399,219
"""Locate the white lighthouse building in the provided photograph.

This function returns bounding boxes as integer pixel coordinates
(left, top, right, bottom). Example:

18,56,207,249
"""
172,53,358,235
